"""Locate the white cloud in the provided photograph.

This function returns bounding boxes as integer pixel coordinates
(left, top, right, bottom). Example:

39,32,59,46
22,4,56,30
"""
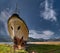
0,8,13,22
29,30,54,39
0,8,13,35
40,0,57,22
41,8,57,21
43,30,54,36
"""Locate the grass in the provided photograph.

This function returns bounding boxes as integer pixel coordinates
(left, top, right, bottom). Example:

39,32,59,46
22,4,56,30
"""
0,44,60,53
28,44,60,53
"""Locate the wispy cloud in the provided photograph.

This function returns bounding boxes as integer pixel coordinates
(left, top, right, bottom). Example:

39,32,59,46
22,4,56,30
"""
0,8,13,22
29,30,54,39
0,8,13,35
40,0,57,22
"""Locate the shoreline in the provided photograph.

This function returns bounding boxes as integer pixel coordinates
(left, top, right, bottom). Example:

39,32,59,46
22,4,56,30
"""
0,41,60,45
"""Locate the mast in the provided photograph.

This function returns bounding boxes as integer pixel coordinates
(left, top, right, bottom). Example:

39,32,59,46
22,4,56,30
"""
14,0,18,14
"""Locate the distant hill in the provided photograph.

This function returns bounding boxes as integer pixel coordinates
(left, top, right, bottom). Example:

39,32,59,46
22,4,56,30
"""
28,37,60,42
28,37,45,42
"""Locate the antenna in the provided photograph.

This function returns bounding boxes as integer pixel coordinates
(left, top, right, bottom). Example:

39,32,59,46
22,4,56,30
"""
13,0,21,14
14,0,18,14
15,2,18,13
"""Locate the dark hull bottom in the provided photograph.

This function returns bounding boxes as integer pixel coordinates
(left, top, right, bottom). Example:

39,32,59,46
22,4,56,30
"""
13,36,26,50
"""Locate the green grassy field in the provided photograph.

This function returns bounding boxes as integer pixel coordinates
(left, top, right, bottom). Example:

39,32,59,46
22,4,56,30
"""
0,44,60,53
28,44,60,53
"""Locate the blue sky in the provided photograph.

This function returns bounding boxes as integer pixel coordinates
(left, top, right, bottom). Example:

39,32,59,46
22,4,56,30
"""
0,0,60,39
